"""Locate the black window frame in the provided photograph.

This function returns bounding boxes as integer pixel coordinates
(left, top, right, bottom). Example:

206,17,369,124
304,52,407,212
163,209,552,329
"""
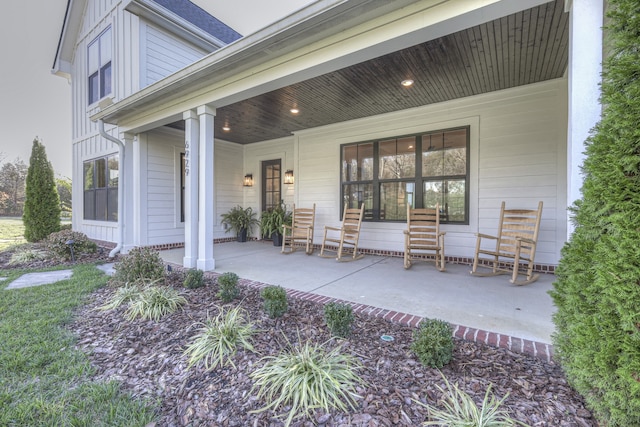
83,155,118,222
88,26,112,105
340,126,470,224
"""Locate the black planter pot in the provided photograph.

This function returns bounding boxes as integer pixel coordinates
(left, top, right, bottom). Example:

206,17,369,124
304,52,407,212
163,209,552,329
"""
237,228,248,242
270,232,283,247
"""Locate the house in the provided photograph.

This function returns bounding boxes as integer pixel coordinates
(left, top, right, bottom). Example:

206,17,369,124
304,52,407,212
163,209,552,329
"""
52,0,604,271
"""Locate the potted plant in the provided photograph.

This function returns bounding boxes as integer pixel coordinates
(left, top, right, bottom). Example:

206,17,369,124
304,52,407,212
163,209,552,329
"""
221,205,259,242
260,201,291,246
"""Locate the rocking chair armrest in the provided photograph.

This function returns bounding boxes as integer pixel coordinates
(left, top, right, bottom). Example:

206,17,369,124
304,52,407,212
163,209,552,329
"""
324,226,342,232
475,233,498,240
516,236,535,245
438,231,446,236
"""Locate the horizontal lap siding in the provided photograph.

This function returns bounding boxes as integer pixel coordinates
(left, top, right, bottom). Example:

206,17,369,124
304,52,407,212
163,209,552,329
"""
146,130,182,245
291,79,567,265
214,142,244,239
143,24,207,86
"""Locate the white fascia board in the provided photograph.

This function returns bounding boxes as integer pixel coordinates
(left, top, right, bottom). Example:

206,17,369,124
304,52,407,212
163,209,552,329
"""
123,0,226,52
52,0,87,77
92,0,550,132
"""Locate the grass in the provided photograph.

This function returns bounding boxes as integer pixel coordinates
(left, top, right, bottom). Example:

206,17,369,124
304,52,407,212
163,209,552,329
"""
0,217,72,251
0,217,27,250
0,263,157,426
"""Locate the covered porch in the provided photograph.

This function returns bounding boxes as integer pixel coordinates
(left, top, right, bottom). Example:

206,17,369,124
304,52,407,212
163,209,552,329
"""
159,241,556,348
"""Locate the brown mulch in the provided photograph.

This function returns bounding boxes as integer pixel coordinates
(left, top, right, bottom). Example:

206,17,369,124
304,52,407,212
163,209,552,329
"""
2,247,596,426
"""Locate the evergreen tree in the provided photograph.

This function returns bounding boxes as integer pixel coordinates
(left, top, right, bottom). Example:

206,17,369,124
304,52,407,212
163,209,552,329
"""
550,1,640,425
23,138,60,241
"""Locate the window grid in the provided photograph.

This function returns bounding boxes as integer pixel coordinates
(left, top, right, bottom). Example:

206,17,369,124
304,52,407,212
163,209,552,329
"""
88,27,112,105
341,126,469,223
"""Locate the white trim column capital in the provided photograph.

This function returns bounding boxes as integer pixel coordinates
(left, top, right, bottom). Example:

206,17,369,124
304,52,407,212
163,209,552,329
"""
196,105,216,117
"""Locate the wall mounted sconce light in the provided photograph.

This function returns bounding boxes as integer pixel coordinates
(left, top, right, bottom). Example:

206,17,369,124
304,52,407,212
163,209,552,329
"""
284,169,294,185
243,174,253,187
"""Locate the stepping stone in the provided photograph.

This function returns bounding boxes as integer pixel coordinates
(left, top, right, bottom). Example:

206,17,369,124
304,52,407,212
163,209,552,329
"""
5,270,73,290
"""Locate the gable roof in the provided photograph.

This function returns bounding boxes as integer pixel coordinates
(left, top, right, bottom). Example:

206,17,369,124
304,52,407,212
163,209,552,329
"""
151,0,242,44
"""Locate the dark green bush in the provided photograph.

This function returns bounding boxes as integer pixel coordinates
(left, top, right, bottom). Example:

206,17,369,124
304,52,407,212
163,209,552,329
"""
261,285,288,318
550,1,640,425
411,318,453,368
217,272,240,303
45,230,97,261
112,247,165,285
183,269,205,289
23,138,60,242
323,302,354,338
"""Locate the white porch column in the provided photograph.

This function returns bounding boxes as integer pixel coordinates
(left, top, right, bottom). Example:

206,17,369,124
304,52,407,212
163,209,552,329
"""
197,105,216,271
567,0,603,237
183,110,199,268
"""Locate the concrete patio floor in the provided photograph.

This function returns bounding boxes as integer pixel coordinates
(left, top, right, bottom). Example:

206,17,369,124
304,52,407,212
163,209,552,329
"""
160,241,557,346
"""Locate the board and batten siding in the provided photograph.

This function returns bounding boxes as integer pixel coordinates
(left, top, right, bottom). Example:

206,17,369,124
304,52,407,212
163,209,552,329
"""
285,78,567,266
140,22,209,87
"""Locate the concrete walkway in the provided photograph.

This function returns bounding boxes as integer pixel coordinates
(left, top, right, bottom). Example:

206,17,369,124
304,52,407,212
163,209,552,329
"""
160,241,557,360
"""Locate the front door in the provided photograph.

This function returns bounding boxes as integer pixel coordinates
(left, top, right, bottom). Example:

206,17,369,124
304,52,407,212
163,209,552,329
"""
261,159,281,212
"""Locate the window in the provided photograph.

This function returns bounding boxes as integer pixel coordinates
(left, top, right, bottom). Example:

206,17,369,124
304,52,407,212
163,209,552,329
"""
88,27,112,105
84,155,118,221
341,127,469,223
261,159,281,212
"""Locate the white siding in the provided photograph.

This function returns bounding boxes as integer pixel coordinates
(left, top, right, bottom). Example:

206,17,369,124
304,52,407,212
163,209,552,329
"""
141,23,208,87
244,78,568,265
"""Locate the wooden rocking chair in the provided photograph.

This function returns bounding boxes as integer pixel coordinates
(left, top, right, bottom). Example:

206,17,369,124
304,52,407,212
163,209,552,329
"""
404,204,446,271
319,204,365,261
471,201,543,285
281,204,316,255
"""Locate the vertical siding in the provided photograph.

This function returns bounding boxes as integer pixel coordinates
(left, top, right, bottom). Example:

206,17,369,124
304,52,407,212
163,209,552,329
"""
142,23,208,87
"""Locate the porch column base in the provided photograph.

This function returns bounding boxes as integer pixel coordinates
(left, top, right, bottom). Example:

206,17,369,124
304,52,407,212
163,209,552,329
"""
197,258,215,271
183,256,197,269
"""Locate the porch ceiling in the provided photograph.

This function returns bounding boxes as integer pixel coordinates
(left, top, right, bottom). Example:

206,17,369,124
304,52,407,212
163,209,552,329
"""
173,0,568,144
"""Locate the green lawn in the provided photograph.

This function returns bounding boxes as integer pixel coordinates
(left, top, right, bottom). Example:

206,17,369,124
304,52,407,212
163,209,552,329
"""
0,217,27,250
0,217,72,251
0,248,157,425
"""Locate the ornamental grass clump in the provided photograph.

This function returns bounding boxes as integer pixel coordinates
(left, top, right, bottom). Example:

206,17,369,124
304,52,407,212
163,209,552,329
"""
261,285,288,318
98,280,148,311
183,268,205,289
125,285,187,321
418,373,527,427
184,305,256,370
217,272,240,303
112,247,165,285
323,302,354,338
411,318,454,368
250,338,364,427
8,247,47,265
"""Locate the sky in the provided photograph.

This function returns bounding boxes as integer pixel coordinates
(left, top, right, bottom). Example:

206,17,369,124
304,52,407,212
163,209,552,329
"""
0,0,313,178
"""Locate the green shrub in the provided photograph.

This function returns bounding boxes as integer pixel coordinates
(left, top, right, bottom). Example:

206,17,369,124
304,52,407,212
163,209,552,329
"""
23,138,61,242
323,302,354,338
549,2,640,425
261,286,288,318
184,305,256,370
45,230,97,261
112,247,165,285
417,372,526,427
183,269,205,289
411,318,453,368
217,272,240,303
125,285,187,321
250,338,364,427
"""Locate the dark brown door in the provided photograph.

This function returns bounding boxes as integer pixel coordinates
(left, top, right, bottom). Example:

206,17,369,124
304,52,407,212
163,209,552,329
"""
261,159,281,212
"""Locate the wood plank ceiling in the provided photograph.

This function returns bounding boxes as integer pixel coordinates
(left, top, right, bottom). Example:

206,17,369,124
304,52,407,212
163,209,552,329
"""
176,0,569,144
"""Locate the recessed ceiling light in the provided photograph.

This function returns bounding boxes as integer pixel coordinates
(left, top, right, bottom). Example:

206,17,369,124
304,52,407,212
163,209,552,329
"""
222,125,231,131
401,79,414,87
290,108,299,114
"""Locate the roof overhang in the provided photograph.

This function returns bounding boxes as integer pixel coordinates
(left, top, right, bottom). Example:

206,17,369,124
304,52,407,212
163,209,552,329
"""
52,0,87,79
91,0,556,136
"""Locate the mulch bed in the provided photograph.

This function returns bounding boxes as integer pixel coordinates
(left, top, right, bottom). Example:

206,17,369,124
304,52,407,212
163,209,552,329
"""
2,246,596,426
